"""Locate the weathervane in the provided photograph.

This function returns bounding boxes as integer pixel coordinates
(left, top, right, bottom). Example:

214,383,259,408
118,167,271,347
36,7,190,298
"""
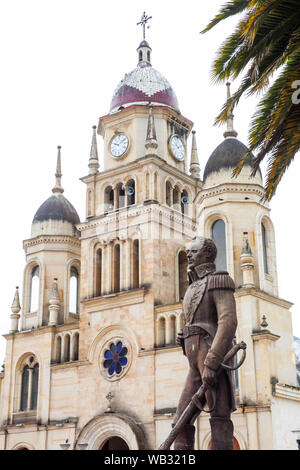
137,11,152,40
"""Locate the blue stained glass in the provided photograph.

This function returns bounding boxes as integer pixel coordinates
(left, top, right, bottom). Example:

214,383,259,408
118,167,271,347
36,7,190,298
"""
103,341,128,377
104,350,113,359
119,347,128,357
108,362,116,375
104,359,113,368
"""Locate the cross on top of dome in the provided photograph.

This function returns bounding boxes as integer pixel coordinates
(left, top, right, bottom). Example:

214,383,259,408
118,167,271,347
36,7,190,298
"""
137,11,152,41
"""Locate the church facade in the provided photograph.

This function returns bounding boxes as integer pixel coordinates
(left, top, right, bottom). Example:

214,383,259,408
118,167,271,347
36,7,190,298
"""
0,34,299,451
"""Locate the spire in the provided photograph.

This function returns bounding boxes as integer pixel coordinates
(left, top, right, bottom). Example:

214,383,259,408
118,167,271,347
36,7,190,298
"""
10,286,21,333
223,82,238,139
189,131,200,179
145,105,158,154
52,146,64,194
11,286,21,314
88,126,99,175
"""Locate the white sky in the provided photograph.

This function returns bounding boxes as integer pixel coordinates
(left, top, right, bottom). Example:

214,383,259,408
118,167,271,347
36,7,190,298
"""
0,0,299,364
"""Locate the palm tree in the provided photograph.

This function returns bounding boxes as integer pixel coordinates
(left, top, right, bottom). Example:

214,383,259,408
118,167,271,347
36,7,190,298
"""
201,0,300,200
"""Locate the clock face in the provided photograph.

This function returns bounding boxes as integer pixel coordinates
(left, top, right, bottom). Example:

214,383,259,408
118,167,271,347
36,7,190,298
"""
110,134,129,158
170,135,185,160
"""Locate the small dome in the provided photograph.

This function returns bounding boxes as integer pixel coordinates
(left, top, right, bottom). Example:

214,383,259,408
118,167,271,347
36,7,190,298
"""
110,64,179,113
203,138,262,187
31,194,80,238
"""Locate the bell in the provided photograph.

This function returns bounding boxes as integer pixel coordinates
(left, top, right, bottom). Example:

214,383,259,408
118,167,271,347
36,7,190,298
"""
181,195,189,204
127,186,135,196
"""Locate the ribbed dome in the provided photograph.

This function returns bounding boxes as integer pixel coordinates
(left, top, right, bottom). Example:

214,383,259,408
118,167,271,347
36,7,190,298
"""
203,138,262,187
110,48,179,113
31,194,80,238
110,65,179,113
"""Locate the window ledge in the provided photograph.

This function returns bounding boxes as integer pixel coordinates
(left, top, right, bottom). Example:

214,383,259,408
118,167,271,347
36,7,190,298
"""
12,410,37,425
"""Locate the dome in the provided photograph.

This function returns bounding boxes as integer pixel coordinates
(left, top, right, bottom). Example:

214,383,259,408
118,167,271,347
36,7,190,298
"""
109,42,179,113
203,138,263,187
31,194,80,238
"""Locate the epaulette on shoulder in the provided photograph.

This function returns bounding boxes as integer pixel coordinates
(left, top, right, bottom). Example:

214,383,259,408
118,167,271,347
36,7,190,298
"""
208,271,235,291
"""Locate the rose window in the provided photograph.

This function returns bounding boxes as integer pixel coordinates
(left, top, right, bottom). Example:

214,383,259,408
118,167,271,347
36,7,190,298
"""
103,341,128,376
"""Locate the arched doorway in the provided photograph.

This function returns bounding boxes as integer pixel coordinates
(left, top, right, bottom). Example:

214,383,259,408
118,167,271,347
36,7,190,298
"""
101,436,129,450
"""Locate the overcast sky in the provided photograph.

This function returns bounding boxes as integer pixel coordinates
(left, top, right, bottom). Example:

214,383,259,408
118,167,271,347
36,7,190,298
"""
0,0,299,364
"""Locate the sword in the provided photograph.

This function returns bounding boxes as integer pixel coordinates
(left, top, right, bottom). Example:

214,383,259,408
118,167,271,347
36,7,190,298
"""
158,341,247,451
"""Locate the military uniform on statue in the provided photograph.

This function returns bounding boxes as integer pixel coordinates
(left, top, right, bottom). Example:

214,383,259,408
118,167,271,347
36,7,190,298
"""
173,236,237,450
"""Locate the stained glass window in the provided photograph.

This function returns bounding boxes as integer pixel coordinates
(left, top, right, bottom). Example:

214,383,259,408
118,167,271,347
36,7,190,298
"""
103,341,128,376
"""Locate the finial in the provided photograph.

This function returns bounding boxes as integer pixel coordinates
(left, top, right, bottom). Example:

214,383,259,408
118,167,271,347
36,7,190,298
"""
50,278,60,300
241,232,253,256
137,11,152,41
52,146,64,194
48,278,60,326
145,105,158,154
189,130,200,179
223,82,238,139
88,125,99,175
11,286,21,314
240,232,254,287
261,315,268,329
10,286,21,333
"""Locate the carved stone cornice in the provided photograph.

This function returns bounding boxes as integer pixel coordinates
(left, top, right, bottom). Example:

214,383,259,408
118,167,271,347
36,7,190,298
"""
196,183,266,206
235,287,293,309
273,383,300,401
78,203,197,236
23,235,81,253
81,153,201,189
82,287,147,313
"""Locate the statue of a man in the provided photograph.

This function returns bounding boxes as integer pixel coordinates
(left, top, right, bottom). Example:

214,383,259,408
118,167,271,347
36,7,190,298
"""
173,236,237,450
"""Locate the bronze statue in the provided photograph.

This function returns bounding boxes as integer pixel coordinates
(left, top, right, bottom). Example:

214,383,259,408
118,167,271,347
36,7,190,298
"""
160,236,246,451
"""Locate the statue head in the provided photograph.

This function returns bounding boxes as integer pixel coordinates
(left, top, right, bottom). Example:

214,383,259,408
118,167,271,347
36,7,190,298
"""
186,236,217,270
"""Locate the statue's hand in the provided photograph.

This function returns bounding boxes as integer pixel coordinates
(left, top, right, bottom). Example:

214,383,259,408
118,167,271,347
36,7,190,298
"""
202,365,217,388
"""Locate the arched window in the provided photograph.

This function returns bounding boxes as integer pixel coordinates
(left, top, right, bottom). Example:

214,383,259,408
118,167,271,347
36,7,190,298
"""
166,181,172,207
169,315,176,345
20,356,39,412
157,317,166,347
181,190,189,214
113,244,120,293
147,50,150,62
95,248,102,297
56,336,62,363
126,179,135,206
178,251,188,300
139,50,143,62
29,266,40,313
69,267,79,314
104,186,114,212
132,240,139,289
116,183,125,209
211,219,227,271
30,364,39,410
261,222,269,274
64,334,70,362
72,332,79,361
173,186,180,211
